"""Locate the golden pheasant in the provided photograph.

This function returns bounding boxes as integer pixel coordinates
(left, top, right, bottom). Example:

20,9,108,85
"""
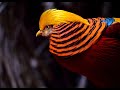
36,9,120,88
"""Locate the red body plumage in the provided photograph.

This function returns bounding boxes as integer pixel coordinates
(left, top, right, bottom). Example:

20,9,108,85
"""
36,9,120,88
53,23,120,88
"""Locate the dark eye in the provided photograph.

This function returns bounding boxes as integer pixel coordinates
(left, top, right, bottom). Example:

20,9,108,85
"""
46,26,49,29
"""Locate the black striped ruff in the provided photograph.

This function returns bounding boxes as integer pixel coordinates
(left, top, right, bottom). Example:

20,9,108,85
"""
49,18,107,57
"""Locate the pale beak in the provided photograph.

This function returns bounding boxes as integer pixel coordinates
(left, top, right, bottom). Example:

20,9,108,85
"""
36,30,42,37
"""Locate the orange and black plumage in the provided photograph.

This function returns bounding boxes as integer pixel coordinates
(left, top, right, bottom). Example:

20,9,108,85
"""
36,9,120,88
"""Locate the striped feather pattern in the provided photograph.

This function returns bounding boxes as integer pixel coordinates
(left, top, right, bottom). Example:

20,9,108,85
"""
49,18,107,57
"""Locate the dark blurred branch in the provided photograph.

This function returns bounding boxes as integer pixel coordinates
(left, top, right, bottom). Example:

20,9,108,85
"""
0,2,46,88
34,39,49,57
0,2,8,13
102,2,112,17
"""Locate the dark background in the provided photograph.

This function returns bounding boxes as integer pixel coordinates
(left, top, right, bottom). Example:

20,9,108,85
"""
0,2,119,88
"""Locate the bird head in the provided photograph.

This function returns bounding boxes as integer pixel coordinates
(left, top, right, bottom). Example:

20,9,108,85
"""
36,9,90,37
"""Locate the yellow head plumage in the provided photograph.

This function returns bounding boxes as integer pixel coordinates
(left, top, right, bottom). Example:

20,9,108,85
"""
39,9,89,31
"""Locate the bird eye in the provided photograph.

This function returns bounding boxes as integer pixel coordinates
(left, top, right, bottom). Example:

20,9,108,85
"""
45,25,53,29
46,26,49,29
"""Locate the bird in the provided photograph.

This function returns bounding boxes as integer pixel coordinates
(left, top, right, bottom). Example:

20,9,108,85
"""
36,9,120,88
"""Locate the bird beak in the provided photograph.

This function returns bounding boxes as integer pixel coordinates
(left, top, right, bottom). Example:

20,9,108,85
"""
36,30,42,37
